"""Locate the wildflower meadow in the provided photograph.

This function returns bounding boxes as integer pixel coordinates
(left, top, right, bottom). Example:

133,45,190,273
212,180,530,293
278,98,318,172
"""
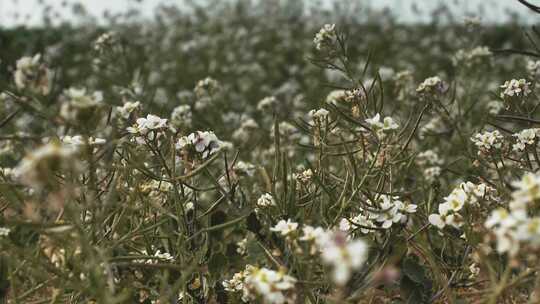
2,0,540,303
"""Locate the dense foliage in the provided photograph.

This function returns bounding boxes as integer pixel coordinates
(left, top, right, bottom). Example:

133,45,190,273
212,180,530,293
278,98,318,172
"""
1,1,540,303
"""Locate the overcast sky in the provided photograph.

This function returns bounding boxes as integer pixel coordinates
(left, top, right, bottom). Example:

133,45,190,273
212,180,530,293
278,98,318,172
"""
0,0,538,27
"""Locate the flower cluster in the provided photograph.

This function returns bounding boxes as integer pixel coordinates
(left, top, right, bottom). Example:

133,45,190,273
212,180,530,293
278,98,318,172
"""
527,60,540,78
256,193,276,208
194,77,220,99
308,108,329,124
337,195,417,236
60,88,103,122
270,219,299,238
170,104,193,129
6,4,540,303
367,195,417,229
487,100,504,115
127,114,168,144
14,54,51,95
318,231,369,285
417,150,444,167
453,46,492,67
365,113,399,137
417,149,444,181
61,135,106,150
14,141,76,188
512,128,540,152
0,227,11,237
138,249,174,264
500,79,532,99
344,88,367,103
232,118,259,142
293,168,313,185
257,96,278,111
416,76,446,95
223,265,252,294
313,24,337,50
325,89,347,105
244,267,297,304
116,101,140,119
93,32,116,54
270,220,370,286
485,173,540,255
176,131,223,158
339,214,376,234
224,265,297,304
429,182,495,230
420,116,446,139
471,130,504,154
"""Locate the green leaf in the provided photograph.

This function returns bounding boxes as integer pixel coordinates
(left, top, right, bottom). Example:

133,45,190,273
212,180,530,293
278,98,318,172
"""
246,239,265,265
208,252,228,277
402,257,428,285
400,256,433,303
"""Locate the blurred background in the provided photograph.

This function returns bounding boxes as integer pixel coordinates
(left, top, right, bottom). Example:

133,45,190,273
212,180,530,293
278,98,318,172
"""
1,0,539,121
0,0,539,27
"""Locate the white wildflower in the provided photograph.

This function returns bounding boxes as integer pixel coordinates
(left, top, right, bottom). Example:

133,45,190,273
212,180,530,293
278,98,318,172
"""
500,79,531,99
308,108,329,124
270,219,299,237
512,128,540,152
338,218,351,232
14,54,51,95
244,267,297,304
416,76,445,95
314,24,337,50
420,116,446,139
527,60,540,77
299,225,327,242
487,100,504,115
294,168,313,185
365,113,399,137
417,150,444,166
61,135,106,148
453,46,491,67
257,96,278,111
176,131,223,158
471,130,504,153
14,141,76,188
127,114,168,144
60,88,103,122
257,193,276,208
0,227,10,237
319,232,368,285
510,172,540,210
350,214,376,234
170,104,192,129
93,32,116,54
194,77,220,98
116,101,140,119
325,90,346,105
236,238,248,255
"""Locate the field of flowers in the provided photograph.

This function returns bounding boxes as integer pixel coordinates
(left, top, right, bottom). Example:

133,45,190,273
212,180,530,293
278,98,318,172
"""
2,0,540,303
